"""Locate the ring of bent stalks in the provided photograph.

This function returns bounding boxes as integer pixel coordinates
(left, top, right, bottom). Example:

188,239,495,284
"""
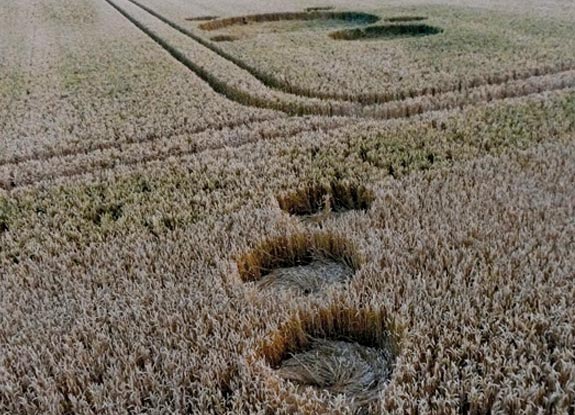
235,232,362,295
277,181,374,218
198,11,380,31
257,305,403,406
125,0,575,106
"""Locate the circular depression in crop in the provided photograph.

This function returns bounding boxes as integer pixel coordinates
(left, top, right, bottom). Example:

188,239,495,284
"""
236,233,361,295
277,181,374,221
260,306,401,406
198,11,380,31
330,23,443,40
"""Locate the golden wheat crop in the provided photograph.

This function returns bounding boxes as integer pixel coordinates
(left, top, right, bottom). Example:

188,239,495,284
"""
1,0,574,414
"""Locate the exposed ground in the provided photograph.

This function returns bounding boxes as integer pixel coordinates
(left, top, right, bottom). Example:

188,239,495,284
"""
0,0,574,414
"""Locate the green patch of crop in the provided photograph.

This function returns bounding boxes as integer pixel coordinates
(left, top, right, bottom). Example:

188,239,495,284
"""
1,91,574,264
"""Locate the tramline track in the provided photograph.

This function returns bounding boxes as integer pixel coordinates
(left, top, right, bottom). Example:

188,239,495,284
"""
3,85,575,191
3,0,575,190
103,0,575,120
127,0,575,105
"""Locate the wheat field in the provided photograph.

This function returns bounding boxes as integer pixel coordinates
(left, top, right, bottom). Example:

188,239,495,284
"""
1,0,574,414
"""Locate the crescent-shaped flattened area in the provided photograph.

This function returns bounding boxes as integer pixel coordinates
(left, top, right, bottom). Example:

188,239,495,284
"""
330,23,444,41
198,11,380,31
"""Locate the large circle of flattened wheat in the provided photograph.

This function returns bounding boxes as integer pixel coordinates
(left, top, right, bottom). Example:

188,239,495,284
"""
260,307,401,406
278,339,394,398
198,11,380,31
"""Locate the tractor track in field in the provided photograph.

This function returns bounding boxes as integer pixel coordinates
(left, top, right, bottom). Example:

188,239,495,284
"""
103,0,575,120
0,115,283,167
3,65,575,189
4,0,573,170
3,63,574,174
3,85,575,192
126,0,575,106
3,11,575,172
3,0,575,191
0,116,360,190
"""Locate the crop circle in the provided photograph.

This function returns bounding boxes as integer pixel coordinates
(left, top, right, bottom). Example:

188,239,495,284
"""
236,233,361,295
330,23,443,40
277,181,374,220
198,11,380,31
260,306,401,406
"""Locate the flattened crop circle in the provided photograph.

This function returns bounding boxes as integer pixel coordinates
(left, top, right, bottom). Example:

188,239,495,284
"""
330,23,443,40
236,233,361,295
199,11,380,31
277,181,374,220
260,306,402,407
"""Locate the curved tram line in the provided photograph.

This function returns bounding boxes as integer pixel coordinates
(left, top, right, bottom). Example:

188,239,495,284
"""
126,0,575,105
4,0,573,191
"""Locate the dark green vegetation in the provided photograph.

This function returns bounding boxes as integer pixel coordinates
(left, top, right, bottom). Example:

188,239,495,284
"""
330,23,443,40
